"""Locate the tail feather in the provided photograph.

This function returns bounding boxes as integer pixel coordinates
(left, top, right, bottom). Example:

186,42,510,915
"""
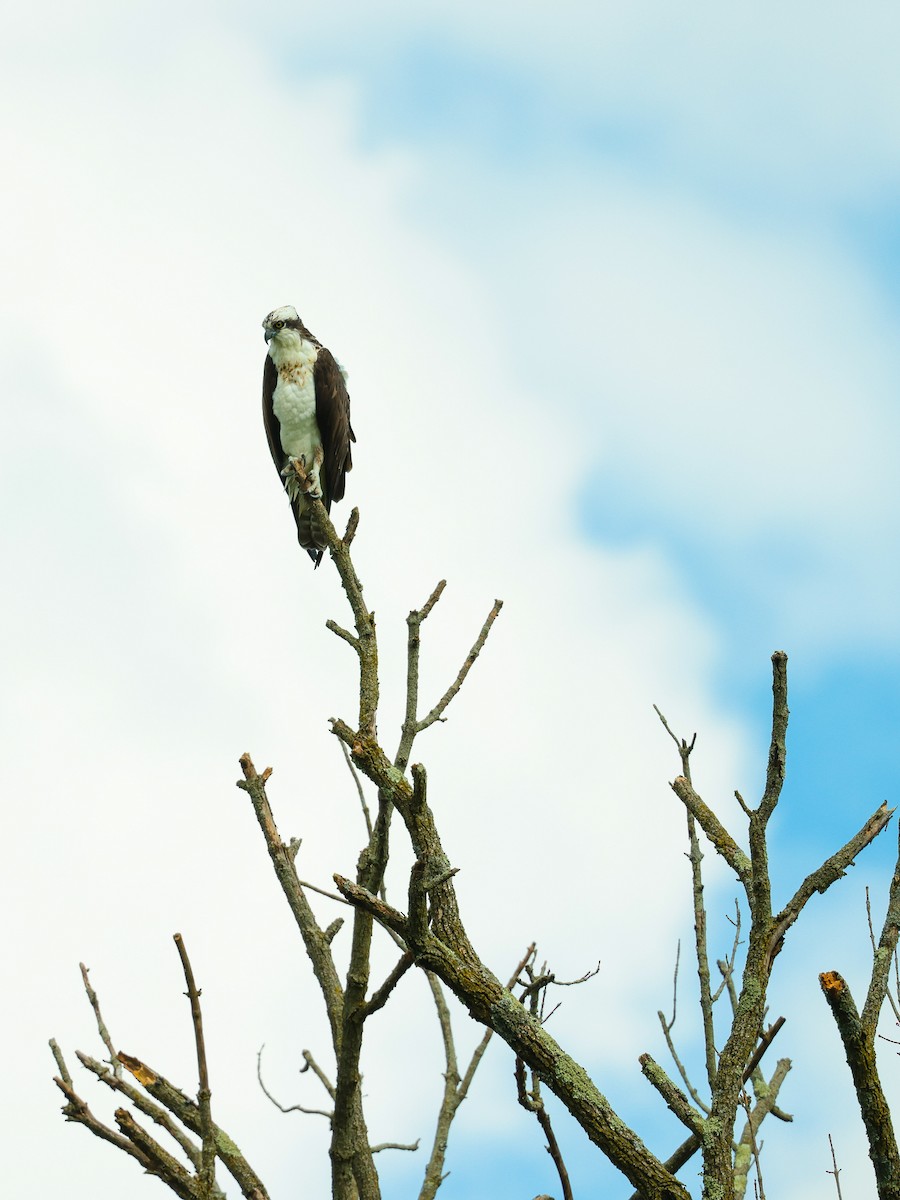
292,498,327,567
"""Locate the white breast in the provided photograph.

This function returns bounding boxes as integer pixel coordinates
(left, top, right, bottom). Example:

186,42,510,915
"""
269,334,322,461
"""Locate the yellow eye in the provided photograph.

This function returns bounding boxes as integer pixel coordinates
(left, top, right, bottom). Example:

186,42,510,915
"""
274,320,285,329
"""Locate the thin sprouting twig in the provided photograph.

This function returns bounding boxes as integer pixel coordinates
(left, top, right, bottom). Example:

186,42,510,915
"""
297,879,352,906
79,963,121,1077
326,619,359,651
340,738,373,840
256,1046,332,1120
174,934,216,1199
300,1050,336,1100
739,1089,767,1200
361,951,415,1018
50,1038,73,1087
653,704,696,778
827,1133,844,1199
515,967,575,1200
416,600,503,735
711,902,742,1003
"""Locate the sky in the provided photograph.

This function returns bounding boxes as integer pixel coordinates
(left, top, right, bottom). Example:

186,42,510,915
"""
2,2,900,1197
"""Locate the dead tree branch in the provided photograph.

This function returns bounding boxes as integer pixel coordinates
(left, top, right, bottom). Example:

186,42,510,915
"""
658,654,890,1196
174,934,216,1199
51,963,267,1200
820,970,900,1199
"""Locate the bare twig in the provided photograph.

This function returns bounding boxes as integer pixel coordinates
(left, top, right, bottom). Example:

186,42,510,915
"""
758,651,788,823
174,935,215,1199
656,1001,710,1116
655,699,719,1087
300,1050,337,1100
516,963,575,1200
256,1046,332,1120
415,600,503,736
297,879,352,906
78,1050,204,1169
52,1060,148,1166
342,507,360,549
738,1089,767,1200
551,961,601,987
653,704,696,777
327,619,360,651
50,1037,73,1087
115,1052,269,1199
686,807,717,1088
827,1134,844,1200
237,755,344,1050
711,901,742,1004
115,1107,200,1200
340,738,373,841
79,963,120,1076
638,1055,705,1136
862,836,900,1037
361,951,415,1019
742,1018,786,1083
669,775,752,888
770,803,894,968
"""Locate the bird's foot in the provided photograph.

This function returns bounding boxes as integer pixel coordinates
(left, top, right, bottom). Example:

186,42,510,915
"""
283,456,322,498
282,454,307,482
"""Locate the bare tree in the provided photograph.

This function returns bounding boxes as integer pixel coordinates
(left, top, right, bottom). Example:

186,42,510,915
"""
51,483,900,1199
818,876,900,1199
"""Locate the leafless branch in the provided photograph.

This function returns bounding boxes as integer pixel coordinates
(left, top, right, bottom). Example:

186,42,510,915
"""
711,901,742,1004
237,755,344,1050
174,934,216,1198
79,963,120,1077
653,704,696,776
50,1037,73,1087
827,1134,844,1200
670,775,752,889
326,618,359,651
78,1050,204,1169
360,951,415,1019
342,507,360,548
638,1054,705,1136
52,1062,149,1167
820,970,900,1198
656,998,710,1117
256,1046,332,1120
736,1088,767,1200
862,835,900,1036
114,1051,269,1199
770,802,894,968
340,737,373,841
516,964,575,1200
300,1050,337,1100
415,599,503,737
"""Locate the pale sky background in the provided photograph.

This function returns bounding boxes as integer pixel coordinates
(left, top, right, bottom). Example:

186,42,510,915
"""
3,3,900,1198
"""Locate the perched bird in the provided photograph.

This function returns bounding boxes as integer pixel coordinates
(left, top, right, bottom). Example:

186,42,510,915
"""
261,305,355,565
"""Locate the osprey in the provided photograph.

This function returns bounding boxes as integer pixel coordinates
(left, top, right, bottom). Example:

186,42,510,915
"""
261,305,355,566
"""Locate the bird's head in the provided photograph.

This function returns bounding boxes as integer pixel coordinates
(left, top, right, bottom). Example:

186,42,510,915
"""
263,305,301,343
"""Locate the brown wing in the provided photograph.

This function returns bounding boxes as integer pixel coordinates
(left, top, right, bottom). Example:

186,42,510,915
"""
314,348,355,511
262,352,287,472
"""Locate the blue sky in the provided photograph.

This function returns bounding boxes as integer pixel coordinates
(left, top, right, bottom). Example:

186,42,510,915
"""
3,3,900,1198
295,15,900,841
